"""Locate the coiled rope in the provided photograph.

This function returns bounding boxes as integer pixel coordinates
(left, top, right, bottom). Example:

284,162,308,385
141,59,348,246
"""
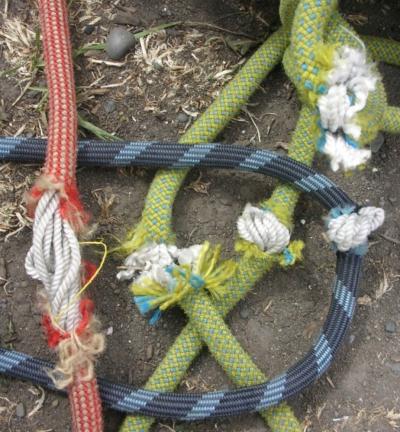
115,1,394,431
2,0,399,429
0,143,379,420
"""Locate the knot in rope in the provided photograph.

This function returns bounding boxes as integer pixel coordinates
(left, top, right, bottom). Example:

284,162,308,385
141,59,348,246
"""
317,46,377,170
237,204,290,253
118,242,236,324
25,191,82,331
25,191,105,390
327,206,384,252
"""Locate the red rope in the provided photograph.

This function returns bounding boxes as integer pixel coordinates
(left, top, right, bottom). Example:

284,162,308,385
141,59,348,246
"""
27,0,88,231
42,299,96,348
33,0,103,430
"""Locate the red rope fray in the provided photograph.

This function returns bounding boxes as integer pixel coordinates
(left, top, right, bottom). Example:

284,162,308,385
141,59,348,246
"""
42,299,95,348
33,0,104,429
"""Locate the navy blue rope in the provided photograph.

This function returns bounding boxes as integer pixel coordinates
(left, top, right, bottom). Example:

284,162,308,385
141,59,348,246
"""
0,136,363,420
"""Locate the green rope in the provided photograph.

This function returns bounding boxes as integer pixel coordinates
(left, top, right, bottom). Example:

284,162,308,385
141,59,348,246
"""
120,1,400,431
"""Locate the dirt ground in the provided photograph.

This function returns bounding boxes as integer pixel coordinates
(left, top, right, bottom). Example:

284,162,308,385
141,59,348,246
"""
0,0,400,431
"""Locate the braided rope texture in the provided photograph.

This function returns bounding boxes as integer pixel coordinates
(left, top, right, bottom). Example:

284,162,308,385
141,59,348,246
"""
39,0,77,184
0,250,364,420
122,1,325,431
69,370,103,432
4,2,396,428
120,24,298,432
0,146,363,419
32,0,104,430
120,1,396,431
120,27,289,252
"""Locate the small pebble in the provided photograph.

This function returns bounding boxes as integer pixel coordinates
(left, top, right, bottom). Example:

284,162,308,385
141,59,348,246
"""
385,320,397,334
146,345,154,361
16,402,26,418
152,60,163,71
104,99,116,114
106,27,136,60
370,132,385,153
51,399,59,408
388,196,397,204
176,113,189,124
348,334,355,344
106,326,113,336
239,307,250,320
84,24,95,35
160,6,172,17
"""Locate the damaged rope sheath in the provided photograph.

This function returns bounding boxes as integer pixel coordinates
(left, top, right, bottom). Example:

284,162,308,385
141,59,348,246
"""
120,1,393,430
0,141,364,419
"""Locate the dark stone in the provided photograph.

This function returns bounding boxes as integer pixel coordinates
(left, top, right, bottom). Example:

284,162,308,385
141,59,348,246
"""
84,24,95,35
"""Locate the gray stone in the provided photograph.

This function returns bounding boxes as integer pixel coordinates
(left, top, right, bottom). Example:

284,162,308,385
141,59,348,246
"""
176,113,189,124
15,402,25,418
385,320,397,334
104,99,116,114
106,27,136,60
370,132,385,153
239,307,250,320
51,399,59,408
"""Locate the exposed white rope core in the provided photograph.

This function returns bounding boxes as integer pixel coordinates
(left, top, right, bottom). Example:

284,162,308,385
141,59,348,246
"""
318,46,377,171
237,204,290,253
322,133,371,172
25,190,81,331
117,242,202,285
327,206,384,252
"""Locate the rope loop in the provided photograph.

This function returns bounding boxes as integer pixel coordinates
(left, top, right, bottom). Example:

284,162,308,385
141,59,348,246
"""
237,204,291,253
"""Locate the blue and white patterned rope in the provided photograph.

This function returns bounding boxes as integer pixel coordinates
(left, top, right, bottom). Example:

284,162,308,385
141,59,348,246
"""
0,136,382,420
0,251,362,420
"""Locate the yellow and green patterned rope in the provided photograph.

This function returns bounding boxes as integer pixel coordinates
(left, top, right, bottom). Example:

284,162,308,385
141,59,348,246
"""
120,1,400,431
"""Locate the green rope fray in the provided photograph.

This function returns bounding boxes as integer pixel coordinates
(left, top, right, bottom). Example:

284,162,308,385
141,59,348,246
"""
119,1,400,431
